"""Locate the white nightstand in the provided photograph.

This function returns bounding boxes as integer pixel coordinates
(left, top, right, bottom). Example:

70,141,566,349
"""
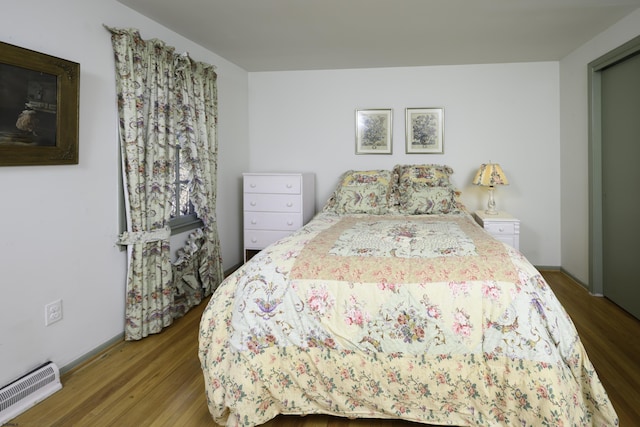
473,210,520,250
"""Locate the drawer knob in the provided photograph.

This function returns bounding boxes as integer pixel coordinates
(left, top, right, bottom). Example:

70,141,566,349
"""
251,238,258,243
286,184,292,188
250,201,256,206
251,219,257,225
287,220,293,226
250,183,256,188
286,202,293,207
498,227,504,232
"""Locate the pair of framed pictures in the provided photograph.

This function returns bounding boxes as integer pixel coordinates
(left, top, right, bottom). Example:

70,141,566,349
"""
355,108,443,155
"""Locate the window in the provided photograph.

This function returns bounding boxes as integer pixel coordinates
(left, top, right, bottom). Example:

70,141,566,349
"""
169,144,203,234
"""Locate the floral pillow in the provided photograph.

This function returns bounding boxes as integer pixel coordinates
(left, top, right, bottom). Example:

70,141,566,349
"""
398,185,460,215
393,164,454,189
323,170,393,214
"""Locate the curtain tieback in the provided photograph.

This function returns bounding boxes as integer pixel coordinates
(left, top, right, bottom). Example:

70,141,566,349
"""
118,227,171,245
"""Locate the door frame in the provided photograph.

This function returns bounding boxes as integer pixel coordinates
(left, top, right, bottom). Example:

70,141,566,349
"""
588,35,640,295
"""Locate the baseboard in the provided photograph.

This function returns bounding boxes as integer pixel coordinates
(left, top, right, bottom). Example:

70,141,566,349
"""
534,265,561,272
60,333,124,376
558,266,602,295
224,263,243,278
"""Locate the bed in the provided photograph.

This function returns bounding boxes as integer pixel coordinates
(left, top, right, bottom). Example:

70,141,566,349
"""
198,165,618,426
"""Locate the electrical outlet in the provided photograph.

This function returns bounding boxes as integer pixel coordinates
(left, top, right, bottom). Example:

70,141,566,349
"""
45,299,63,326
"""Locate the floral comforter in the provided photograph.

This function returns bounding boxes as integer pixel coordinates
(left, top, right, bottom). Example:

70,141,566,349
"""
198,212,618,426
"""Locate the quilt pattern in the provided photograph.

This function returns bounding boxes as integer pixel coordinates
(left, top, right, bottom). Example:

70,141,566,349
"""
199,212,618,427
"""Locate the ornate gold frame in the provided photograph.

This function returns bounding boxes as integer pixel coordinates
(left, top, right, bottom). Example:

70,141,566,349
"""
0,41,79,166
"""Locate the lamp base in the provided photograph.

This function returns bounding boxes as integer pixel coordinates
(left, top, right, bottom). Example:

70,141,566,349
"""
485,186,499,215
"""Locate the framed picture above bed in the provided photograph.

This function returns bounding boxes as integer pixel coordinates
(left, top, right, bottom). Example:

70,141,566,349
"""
405,107,444,154
355,108,392,154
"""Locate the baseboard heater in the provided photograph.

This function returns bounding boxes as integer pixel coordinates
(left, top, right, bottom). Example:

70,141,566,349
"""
0,362,62,424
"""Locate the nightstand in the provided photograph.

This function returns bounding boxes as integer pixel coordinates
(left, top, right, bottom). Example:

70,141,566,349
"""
473,210,520,250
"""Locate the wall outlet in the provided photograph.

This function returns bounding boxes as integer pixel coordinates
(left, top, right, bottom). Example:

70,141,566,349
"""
45,299,63,326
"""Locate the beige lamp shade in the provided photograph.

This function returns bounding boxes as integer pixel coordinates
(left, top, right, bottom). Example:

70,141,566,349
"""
472,163,509,187
473,163,509,214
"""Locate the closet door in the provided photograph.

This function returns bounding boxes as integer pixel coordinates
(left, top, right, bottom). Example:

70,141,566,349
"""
601,52,640,320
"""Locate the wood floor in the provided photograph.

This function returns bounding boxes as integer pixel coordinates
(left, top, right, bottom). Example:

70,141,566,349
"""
11,270,640,426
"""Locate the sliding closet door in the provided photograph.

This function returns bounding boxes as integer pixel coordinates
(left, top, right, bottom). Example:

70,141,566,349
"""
600,52,640,320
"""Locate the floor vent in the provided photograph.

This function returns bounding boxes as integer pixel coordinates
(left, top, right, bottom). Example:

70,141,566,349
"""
0,362,62,424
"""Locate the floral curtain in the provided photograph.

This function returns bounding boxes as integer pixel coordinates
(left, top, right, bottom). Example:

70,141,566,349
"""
173,55,224,298
108,27,223,340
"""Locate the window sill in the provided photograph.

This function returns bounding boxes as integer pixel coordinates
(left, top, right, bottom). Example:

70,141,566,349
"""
169,214,204,235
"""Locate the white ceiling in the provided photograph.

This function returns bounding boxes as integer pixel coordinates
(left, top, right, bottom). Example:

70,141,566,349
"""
117,0,640,72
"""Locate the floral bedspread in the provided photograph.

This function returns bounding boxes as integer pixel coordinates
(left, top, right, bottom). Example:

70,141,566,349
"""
199,212,618,426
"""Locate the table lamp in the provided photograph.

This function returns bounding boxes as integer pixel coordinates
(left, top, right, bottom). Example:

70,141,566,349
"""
473,162,509,215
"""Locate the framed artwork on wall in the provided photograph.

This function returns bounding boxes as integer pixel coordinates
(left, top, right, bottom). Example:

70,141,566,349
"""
355,108,392,154
0,41,80,166
405,107,444,154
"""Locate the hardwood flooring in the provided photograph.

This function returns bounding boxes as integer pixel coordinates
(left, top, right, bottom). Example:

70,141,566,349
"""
10,270,640,426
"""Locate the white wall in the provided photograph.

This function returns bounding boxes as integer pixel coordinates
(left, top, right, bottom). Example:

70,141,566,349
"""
248,62,561,266
0,0,249,387
559,9,640,284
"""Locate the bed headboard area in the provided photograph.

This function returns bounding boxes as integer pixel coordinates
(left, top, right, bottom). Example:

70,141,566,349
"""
322,164,463,215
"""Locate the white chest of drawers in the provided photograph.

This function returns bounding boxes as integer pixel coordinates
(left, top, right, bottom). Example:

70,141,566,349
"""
243,172,315,261
473,210,520,250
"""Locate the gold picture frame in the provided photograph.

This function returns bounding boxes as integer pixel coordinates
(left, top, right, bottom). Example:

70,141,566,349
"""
0,41,79,166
